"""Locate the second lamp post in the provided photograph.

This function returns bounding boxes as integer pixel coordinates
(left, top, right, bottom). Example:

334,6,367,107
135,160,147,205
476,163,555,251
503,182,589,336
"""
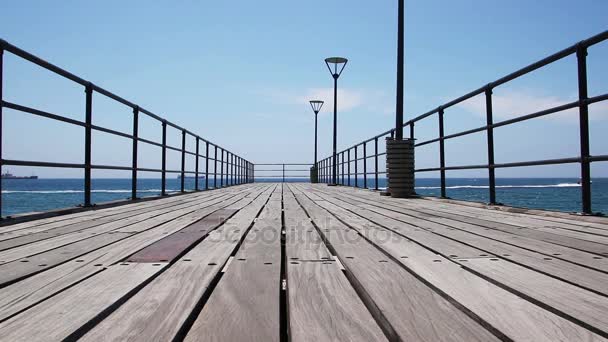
324,57,348,186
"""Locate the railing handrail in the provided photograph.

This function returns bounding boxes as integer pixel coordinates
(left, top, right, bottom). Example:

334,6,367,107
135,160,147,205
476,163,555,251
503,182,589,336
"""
0,39,254,218
316,30,608,214
332,30,608,153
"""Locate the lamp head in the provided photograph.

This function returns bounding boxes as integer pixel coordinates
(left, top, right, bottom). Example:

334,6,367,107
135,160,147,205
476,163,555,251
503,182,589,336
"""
309,100,324,114
324,57,348,78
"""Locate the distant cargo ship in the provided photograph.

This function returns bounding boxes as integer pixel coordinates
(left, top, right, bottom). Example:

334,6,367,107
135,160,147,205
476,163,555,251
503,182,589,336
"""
1,171,38,179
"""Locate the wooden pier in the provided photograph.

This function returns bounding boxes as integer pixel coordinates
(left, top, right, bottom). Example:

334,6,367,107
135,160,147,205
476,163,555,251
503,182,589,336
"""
0,183,607,341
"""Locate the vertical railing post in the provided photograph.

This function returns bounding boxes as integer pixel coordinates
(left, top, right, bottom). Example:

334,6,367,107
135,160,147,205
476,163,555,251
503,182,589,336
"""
374,137,379,190
195,137,200,191
341,152,345,185
347,148,351,186
214,145,217,189
205,142,209,190
231,153,234,186
410,122,415,139
161,121,167,196
438,107,446,198
84,83,93,207
0,47,4,217
577,44,592,214
220,149,224,188
354,145,358,188
131,105,139,200
181,130,186,193
282,163,285,183
485,87,496,205
226,152,230,186
363,143,367,189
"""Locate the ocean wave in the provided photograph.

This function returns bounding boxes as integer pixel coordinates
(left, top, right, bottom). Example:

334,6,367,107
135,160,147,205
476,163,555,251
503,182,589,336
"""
415,183,581,190
1,189,180,194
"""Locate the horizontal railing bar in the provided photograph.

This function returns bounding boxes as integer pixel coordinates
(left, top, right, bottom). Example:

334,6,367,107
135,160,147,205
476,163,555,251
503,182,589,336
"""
414,155,608,173
91,125,134,140
2,101,241,163
0,39,88,85
589,155,608,162
137,137,164,149
90,164,133,171
2,159,84,168
415,93,608,147
254,176,310,178
492,158,581,169
2,101,86,127
254,163,313,166
254,169,310,172
1,159,210,175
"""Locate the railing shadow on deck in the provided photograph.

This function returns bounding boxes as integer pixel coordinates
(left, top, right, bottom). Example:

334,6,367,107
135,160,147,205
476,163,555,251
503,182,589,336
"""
316,30,608,215
0,39,254,220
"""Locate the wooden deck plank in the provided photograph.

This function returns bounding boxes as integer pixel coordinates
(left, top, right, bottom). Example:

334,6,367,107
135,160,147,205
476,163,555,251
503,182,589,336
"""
0,191,233,250
0,232,133,287
294,191,501,342
0,262,167,341
283,186,387,342
311,185,608,295
0,187,220,236
331,186,608,254
303,186,607,341
463,257,608,336
0,190,246,263
315,185,608,273
409,197,608,235
0,189,266,321
302,185,491,259
420,195,608,230
126,208,238,262
183,185,282,342
78,185,274,342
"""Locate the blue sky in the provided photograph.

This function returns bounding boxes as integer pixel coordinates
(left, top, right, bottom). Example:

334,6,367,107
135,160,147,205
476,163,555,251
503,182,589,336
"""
1,0,607,178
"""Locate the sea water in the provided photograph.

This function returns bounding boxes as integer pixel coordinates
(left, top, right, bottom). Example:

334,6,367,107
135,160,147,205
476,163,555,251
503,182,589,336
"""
1,178,606,217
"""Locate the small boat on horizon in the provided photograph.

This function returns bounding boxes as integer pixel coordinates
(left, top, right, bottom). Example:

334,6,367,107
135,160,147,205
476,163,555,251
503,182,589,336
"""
1,171,38,180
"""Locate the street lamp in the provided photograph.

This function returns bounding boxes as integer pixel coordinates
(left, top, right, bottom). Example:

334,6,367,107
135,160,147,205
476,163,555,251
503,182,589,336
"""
324,57,348,186
309,100,324,167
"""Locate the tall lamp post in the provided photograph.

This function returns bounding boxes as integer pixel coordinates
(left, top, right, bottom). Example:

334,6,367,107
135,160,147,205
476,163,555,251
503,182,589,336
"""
395,0,404,139
385,0,415,198
309,100,324,166
324,57,348,186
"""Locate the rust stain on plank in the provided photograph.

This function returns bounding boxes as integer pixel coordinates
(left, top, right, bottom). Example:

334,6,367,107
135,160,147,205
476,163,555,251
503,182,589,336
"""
127,209,237,263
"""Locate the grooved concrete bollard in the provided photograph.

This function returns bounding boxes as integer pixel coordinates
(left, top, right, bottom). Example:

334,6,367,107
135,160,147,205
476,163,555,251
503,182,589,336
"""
386,137,415,198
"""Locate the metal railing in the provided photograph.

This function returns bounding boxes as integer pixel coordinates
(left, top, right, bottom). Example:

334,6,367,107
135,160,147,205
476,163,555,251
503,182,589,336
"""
317,30,608,214
0,39,254,218
253,163,312,183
